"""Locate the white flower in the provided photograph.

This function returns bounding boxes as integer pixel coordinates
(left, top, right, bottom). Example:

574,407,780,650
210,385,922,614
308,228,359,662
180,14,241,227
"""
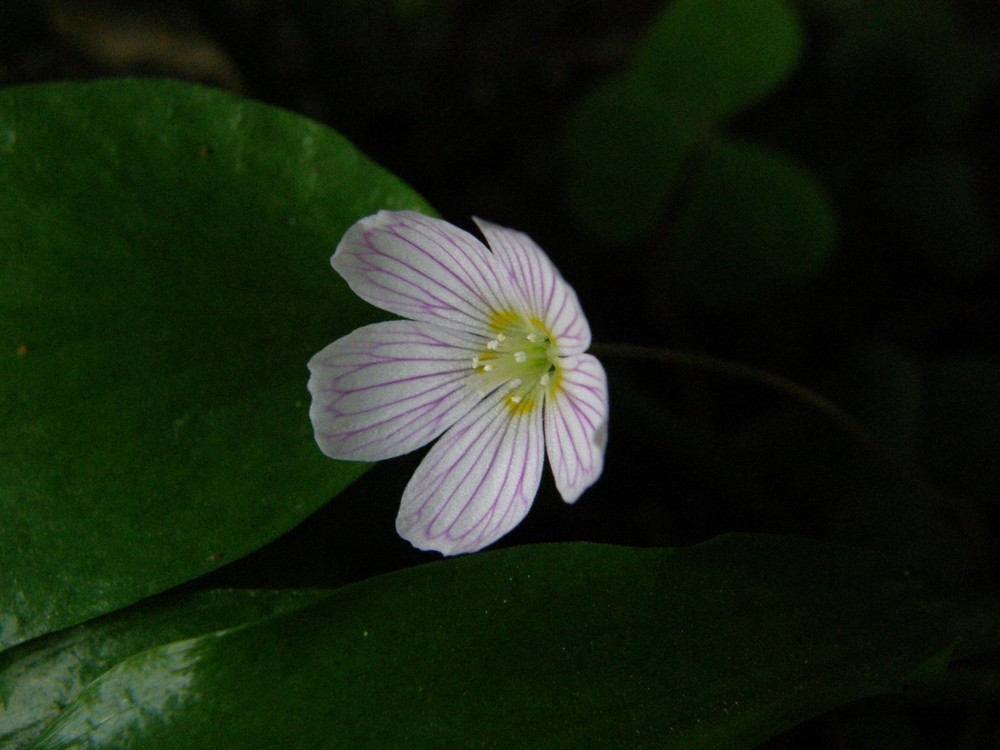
308,211,608,555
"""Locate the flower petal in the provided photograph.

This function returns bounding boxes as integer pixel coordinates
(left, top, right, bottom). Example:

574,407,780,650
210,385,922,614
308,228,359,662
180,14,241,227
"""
473,218,591,355
308,320,487,461
332,211,513,334
396,385,545,555
544,354,608,503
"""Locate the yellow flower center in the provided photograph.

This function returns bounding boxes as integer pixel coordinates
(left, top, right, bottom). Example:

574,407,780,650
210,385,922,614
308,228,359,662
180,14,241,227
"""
471,312,560,414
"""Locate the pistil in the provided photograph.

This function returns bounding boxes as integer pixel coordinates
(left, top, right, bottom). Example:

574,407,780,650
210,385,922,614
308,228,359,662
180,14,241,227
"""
470,313,559,412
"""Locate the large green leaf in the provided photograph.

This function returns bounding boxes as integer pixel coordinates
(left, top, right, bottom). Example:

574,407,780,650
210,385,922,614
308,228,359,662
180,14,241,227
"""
0,79,432,650
26,535,997,750
0,589,331,748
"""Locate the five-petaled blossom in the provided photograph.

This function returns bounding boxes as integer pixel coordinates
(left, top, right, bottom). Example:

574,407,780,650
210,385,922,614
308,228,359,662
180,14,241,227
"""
307,211,608,555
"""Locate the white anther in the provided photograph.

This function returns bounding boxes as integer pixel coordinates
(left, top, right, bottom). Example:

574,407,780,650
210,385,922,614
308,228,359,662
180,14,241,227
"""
471,356,479,369
539,373,550,386
496,333,506,341
526,333,539,343
483,364,494,372
514,351,527,363
486,339,499,351
509,395,522,404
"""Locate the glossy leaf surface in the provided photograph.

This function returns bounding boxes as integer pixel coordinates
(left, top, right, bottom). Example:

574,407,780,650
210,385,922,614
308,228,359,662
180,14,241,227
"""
0,79,432,650
0,589,330,748
28,535,993,750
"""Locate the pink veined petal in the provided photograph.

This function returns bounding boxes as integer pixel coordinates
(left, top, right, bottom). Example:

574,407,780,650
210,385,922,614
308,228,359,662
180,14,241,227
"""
332,211,514,335
473,218,591,355
307,320,489,462
544,353,609,504
396,386,545,555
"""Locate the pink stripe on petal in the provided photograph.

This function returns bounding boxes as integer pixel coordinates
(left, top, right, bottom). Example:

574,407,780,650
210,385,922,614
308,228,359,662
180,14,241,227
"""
307,321,487,461
333,212,513,334
473,218,591,354
544,354,608,503
396,386,545,555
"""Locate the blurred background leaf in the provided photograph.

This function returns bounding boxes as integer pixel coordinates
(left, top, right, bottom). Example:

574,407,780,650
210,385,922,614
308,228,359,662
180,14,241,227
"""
0,79,432,650
666,139,836,305
565,0,808,246
22,535,1000,750
565,76,706,241
630,0,802,120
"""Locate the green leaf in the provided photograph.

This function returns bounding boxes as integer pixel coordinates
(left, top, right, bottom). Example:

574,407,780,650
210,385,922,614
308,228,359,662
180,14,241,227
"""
632,0,803,121
563,0,804,243
0,79,433,650
26,536,997,750
667,139,837,305
0,589,331,748
564,77,707,243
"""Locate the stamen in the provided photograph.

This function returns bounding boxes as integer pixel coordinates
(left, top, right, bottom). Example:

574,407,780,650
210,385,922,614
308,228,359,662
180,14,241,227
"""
474,312,558,413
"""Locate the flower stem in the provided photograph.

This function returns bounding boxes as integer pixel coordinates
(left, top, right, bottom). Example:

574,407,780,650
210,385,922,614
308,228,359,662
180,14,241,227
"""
590,342,936,503
595,342,995,581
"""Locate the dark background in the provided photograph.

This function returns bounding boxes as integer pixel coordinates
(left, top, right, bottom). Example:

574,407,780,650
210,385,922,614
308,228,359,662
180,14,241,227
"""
3,1,998,747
